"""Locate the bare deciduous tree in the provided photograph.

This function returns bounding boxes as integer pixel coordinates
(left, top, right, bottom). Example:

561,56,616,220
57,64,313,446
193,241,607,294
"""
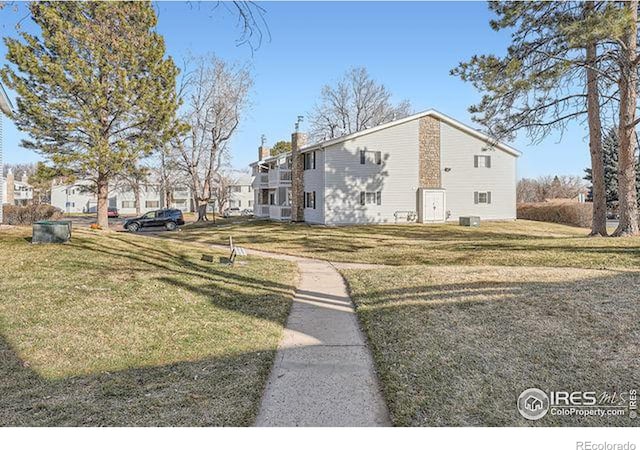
517,175,586,203
309,67,411,142
173,55,252,221
114,163,150,216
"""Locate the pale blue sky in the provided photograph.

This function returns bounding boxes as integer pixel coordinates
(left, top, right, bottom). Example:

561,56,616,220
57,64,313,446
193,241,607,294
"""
0,1,592,178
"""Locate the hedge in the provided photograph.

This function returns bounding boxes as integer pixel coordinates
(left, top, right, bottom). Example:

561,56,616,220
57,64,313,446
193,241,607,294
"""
517,201,592,228
2,204,63,225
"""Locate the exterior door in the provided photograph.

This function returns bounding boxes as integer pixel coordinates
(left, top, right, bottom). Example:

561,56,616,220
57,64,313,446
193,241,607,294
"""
424,190,445,222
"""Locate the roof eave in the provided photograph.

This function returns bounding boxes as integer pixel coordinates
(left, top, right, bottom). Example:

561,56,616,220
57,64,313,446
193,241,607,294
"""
0,83,13,116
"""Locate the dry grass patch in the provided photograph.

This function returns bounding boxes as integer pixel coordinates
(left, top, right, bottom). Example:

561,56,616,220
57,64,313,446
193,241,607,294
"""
169,219,640,269
342,265,640,426
0,227,296,426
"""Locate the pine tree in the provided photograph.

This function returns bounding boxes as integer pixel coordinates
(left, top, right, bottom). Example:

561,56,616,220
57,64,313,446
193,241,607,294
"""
1,2,179,228
452,2,629,237
585,128,640,209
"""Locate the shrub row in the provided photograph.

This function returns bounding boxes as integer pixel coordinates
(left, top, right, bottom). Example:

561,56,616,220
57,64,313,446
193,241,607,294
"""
2,204,63,225
517,201,592,228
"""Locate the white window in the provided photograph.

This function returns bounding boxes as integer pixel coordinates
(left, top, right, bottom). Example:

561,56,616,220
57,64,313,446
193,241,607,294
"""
145,200,159,208
121,200,136,208
474,155,491,168
248,200,253,207
304,191,316,209
230,185,242,193
360,191,381,206
474,191,492,204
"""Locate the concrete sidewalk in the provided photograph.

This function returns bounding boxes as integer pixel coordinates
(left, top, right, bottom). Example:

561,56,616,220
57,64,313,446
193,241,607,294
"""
253,256,390,427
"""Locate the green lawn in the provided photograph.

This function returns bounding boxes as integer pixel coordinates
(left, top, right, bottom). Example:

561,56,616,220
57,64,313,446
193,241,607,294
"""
0,227,296,426
171,219,640,269
342,265,640,426
168,218,640,426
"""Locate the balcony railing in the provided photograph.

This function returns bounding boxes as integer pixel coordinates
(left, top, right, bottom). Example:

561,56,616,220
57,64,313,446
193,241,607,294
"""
14,191,33,199
256,204,270,217
270,205,291,221
268,169,292,188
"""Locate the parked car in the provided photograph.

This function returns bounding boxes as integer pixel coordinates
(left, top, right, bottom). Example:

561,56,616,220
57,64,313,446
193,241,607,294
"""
241,208,253,217
223,207,241,218
124,208,185,232
107,207,119,218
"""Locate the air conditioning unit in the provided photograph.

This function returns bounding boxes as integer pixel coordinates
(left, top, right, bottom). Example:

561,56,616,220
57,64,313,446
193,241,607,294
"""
459,216,480,227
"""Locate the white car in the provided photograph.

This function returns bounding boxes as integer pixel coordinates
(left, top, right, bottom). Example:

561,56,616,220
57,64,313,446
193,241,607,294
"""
223,207,241,218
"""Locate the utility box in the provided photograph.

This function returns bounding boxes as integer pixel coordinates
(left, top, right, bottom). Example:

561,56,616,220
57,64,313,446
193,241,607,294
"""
32,220,72,244
459,216,480,227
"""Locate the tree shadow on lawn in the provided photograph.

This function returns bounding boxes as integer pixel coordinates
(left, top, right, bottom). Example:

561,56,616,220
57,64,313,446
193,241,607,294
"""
183,220,581,243
0,335,276,426
174,222,636,264
347,268,640,426
68,233,296,323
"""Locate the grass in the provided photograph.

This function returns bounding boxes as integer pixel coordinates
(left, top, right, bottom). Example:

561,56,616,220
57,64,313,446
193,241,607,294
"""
341,265,640,426
169,218,640,269
0,227,297,426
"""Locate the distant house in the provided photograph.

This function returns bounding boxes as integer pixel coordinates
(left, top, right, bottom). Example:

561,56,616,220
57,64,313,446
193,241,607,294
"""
0,82,13,223
205,172,254,213
50,178,193,215
250,109,520,225
226,173,254,211
1,169,34,206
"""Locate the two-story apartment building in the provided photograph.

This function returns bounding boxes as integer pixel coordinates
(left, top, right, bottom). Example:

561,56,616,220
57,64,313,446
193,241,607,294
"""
50,178,193,215
252,151,293,220
226,173,254,211
250,109,519,225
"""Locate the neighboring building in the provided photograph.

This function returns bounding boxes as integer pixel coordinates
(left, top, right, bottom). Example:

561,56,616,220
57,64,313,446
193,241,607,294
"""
0,83,13,223
226,173,254,211
250,109,520,225
1,170,34,206
50,178,193,215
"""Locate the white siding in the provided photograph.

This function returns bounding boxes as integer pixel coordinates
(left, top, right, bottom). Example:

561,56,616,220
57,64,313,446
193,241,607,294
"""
323,120,420,225
440,121,517,221
303,149,325,224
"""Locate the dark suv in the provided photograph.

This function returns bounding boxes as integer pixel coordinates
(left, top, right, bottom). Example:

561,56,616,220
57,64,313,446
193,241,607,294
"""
124,208,185,232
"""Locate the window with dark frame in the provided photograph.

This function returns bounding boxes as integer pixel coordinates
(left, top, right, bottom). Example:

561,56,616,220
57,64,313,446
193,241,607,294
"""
303,151,316,170
359,150,382,165
474,191,492,204
359,191,382,206
474,155,491,168
304,191,316,209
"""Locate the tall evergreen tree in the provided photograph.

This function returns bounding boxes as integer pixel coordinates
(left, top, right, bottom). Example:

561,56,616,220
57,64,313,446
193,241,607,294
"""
452,2,629,237
1,2,179,228
585,128,640,209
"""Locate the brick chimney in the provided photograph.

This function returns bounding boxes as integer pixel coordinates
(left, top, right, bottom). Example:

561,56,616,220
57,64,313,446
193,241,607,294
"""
290,131,307,222
6,168,14,205
258,145,270,160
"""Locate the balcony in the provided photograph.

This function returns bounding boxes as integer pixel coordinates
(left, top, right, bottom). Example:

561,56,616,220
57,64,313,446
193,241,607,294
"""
269,205,291,221
257,173,268,187
14,190,33,200
267,169,292,188
255,204,270,217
